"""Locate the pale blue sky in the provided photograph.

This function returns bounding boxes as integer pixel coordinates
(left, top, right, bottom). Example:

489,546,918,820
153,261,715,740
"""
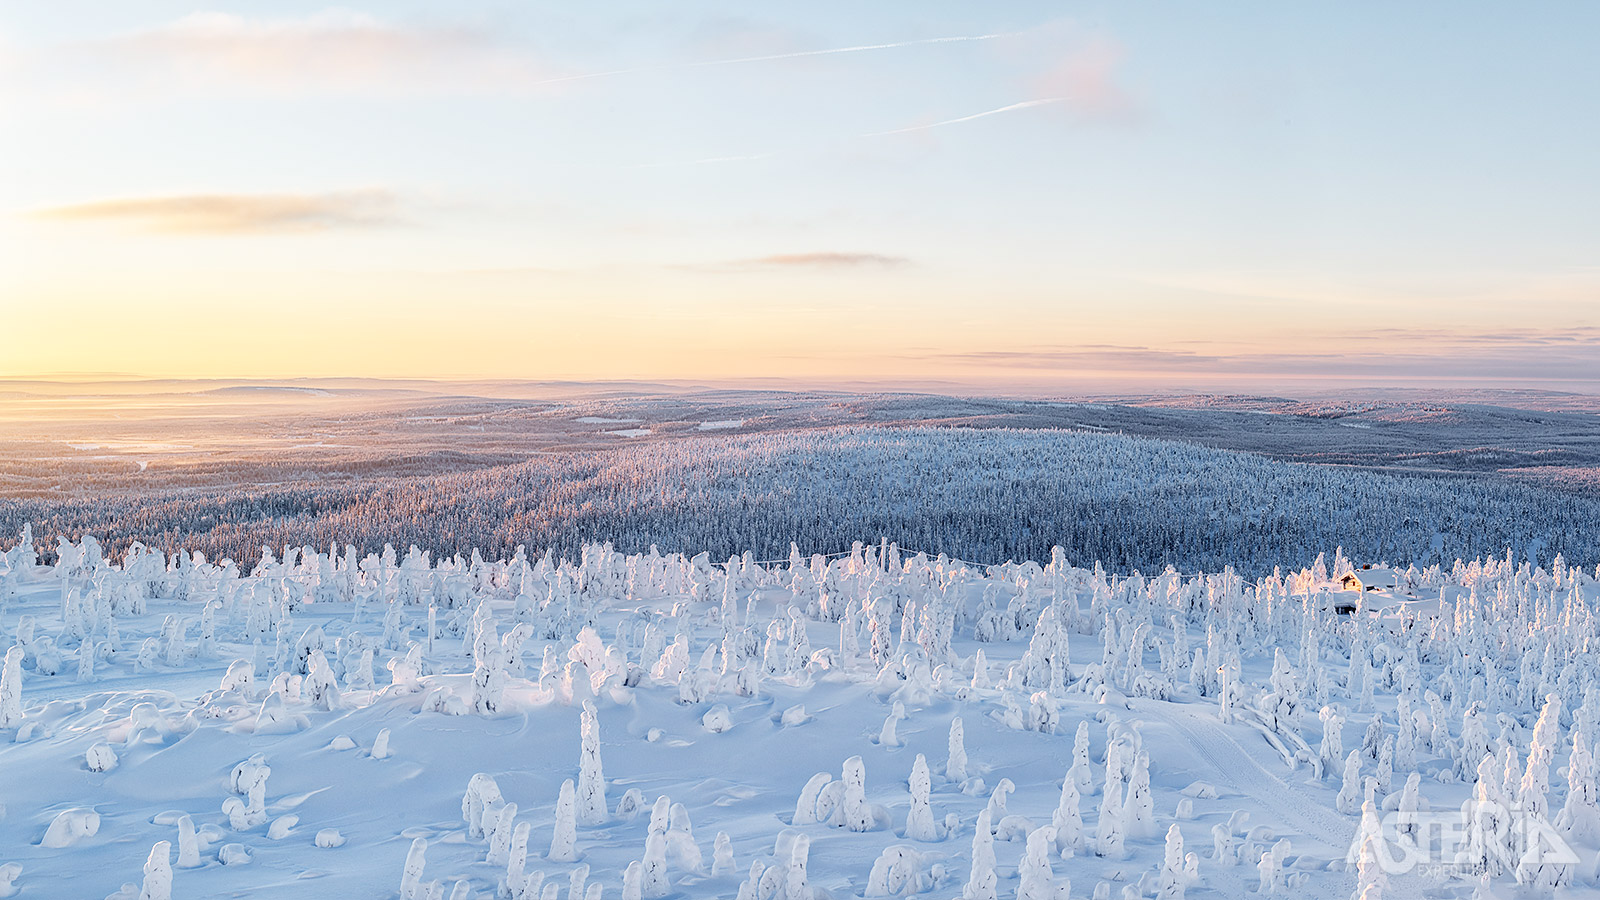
3,2,1597,389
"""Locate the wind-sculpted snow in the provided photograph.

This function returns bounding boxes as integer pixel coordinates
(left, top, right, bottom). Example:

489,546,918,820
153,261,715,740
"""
3,427,1599,578
3,534,1600,898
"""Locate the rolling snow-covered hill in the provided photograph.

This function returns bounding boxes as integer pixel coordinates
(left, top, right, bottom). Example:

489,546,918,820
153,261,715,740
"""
4,426,1599,579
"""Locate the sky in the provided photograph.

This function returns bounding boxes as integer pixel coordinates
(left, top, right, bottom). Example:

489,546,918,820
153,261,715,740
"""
2,2,1598,392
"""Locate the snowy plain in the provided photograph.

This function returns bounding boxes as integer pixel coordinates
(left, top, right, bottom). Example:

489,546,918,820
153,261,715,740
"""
3,533,1599,899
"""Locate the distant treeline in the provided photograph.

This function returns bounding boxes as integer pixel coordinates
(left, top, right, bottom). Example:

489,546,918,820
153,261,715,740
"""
1,427,1596,576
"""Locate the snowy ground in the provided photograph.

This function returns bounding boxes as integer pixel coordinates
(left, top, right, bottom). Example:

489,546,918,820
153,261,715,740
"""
2,536,1599,899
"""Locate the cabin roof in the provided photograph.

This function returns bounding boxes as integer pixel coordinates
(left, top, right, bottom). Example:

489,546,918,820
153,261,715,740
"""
1342,567,1399,588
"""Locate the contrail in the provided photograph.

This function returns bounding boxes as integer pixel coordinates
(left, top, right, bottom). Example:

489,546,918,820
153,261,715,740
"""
864,98,1063,137
534,32,1012,87
633,98,1059,168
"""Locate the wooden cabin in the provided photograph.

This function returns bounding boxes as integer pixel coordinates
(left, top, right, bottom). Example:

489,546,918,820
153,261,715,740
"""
1340,566,1398,593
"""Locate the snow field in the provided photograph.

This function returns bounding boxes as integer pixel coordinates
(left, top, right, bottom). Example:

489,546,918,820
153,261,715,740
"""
0,534,1598,898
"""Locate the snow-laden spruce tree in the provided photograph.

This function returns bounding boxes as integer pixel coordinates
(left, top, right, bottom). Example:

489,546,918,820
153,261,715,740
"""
865,845,923,897
463,773,505,841
1126,751,1156,839
964,809,998,900
794,773,832,826
904,754,939,841
621,861,643,900
1557,731,1600,843
305,649,341,710
138,841,172,900
550,779,578,862
841,756,874,832
1458,702,1491,781
1395,775,1421,841
224,756,270,830
487,802,519,866
1070,722,1093,795
1336,750,1363,815
1053,772,1085,858
1097,760,1127,859
1375,735,1394,797
175,815,200,868
1158,824,1199,899
640,831,669,899
503,822,531,898
1318,705,1346,775
666,802,702,872
946,717,968,782
76,639,96,683
879,701,906,747
577,701,608,825
1352,830,1388,900
984,778,1013,825
1016,825,1060,900
565,864,590,900
400,837,430,900
971,650,992,690
0,646,24,729
1255,850,1281,896
1210,821,1235,867
1521,693,1563,821
712,832,735,877
471,645,508,715
1460,754,1510,878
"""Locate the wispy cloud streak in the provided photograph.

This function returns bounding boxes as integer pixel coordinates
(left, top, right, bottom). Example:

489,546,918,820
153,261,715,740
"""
532,32,1013,88
33,190,401,234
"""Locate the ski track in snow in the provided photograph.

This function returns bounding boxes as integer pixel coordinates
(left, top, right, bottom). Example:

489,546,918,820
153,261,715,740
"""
1133,699,1353,900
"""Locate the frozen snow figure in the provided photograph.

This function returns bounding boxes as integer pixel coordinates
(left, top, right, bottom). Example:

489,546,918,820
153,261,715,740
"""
138,841,172,900
577,701,608,825
963,809,998,900
549,780,578,862
946,716,969,782
0,646,23,729
904,754,940,841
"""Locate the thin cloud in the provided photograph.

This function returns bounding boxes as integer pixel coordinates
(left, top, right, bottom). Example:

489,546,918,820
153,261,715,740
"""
1032,35,1139,124
88,9,551,93
748,252,911,268
864,31,1138,140
34,190,402,235
672,252,913,274
898,340,1600,383
80,11,1009,96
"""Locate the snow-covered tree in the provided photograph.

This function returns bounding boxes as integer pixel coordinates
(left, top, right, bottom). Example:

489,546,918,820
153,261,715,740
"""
904,754,939,841
0,646,24,729
577,701,608,825
550,780,578,862
1126,751,1155,839
964,809,997,900
1052,772,1085,858
841,756,874,832
138,841,172,900
946,717,969,782
1158,824,1198,899
1097,766,1126,858
1016,826,1060,900
400,838,430,900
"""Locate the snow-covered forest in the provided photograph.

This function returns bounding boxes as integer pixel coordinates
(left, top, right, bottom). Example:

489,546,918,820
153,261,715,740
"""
2,526,1599,898
3,427,1597,578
